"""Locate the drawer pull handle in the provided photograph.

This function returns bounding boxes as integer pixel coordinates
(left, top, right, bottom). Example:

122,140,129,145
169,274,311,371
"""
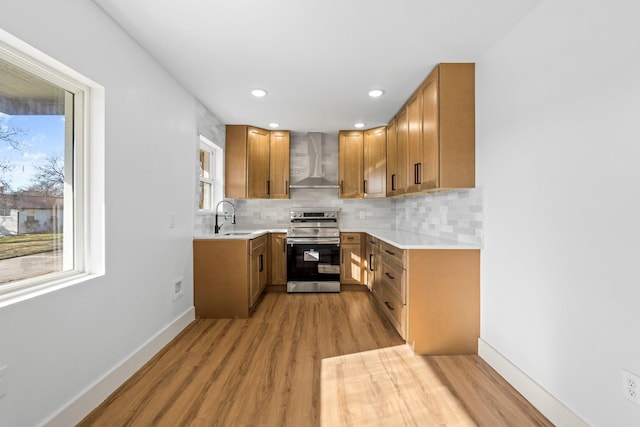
384,250,395,256
384,301,395,311
385,272,395,280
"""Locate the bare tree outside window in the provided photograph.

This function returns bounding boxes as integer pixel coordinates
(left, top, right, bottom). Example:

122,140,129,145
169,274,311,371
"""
27,153,64,197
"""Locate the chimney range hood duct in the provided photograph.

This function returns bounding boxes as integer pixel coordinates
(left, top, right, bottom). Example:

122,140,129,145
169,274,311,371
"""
289,132,339,189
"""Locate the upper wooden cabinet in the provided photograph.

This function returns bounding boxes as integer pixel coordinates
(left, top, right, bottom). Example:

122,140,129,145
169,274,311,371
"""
247,127,270,198
363,127,386,198
418,63,475,192
395,107,409,196
406,92,422,194
269,131,290,199
338,131,364,199
225,125,290,199
387,63,475,196
385,118,398,197
419,70,439,191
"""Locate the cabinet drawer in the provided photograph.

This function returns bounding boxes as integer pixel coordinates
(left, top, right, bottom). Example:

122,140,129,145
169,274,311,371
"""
380,282,406,338
341,232,361,244
365,234,378,246
380,260,405,303
380,241,406,267
250,234,268,253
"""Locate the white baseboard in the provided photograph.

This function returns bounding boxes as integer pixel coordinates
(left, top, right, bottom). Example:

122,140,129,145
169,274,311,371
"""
43,307,195,427
478,338,589,427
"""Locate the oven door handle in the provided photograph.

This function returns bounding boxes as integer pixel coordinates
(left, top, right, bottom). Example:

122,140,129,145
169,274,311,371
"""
286,238,340,245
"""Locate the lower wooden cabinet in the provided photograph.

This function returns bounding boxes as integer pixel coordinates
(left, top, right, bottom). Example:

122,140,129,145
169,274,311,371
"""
194,234,269,319
364,234,380,298
368,235,480,355
269,233,287,285
194,238,251,319
340,232,363,285
379,241,407,339
250,235,268,306
406,249,479,355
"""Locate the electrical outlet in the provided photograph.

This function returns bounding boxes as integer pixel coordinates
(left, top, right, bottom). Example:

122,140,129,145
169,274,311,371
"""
172,276,184,301
623,369,640,405
0,365,7,399
359,211,365,219
169,212,175,229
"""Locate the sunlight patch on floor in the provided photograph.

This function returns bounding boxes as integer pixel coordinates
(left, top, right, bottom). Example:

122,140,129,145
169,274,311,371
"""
321,344,477,426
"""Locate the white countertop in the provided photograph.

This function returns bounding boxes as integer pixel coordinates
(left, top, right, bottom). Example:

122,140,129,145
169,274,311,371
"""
194,228,287,240
195,227,480,250
345,228,482,250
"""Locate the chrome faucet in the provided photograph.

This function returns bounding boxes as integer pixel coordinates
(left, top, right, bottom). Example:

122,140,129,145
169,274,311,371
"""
214,200,236,234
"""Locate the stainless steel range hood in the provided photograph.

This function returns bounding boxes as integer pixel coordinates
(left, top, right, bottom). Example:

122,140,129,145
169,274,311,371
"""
289,132,339,189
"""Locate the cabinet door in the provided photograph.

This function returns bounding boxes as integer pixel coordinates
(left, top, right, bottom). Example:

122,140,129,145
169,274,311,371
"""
269,131,290,199
406,92,422,194
372,244,381,299
395,108,408,196
247,127,270,198
338,131,364,199
437,63,475,190
386,118,398,197
419,68,439,191
258,244,267,294
270,233,287,285
225,125,248,199
250,250,260,306
363,127,386,198
340,233,363,284
365,235,379,297
250,236,268,306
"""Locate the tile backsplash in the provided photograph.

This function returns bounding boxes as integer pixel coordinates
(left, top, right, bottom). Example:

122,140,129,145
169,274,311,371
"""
394,188,483,244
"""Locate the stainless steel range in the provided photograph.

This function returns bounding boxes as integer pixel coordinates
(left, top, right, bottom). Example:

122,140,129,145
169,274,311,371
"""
286,208,340,293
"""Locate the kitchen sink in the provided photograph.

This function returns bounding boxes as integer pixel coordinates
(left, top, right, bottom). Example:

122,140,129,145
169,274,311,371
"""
221,232,252,236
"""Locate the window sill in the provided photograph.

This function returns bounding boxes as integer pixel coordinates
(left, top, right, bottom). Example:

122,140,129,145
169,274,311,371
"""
0,272,103,309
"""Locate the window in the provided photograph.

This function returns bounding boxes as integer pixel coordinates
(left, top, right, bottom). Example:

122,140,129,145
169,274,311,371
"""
198,135,223,211
0,30,104,304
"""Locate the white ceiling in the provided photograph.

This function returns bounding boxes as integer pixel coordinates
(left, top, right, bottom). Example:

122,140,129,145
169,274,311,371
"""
93,0,539,133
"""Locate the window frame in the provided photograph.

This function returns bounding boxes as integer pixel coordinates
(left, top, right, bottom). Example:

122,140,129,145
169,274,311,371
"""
198,135,223,212
0,28,105,306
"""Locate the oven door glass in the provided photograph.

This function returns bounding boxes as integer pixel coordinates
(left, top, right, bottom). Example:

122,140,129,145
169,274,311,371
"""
287,243,340,282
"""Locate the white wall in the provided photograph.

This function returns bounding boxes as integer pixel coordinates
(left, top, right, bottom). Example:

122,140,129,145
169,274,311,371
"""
0,1,198,426
477,1,640,425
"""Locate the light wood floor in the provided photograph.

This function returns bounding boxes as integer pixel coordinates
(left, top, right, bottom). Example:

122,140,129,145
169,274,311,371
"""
78,290,551,426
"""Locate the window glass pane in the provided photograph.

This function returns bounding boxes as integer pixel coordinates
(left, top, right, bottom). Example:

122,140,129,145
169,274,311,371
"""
0,56,71,286
200,149,211,179
199,182,212,210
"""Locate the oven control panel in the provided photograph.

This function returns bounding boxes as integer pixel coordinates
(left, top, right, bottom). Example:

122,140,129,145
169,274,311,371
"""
290,211,337,218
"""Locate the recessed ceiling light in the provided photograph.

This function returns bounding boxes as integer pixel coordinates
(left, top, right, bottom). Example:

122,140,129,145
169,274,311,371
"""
268,122,280,128
354,122,365,129
251,88,267,97
368,89,384,98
